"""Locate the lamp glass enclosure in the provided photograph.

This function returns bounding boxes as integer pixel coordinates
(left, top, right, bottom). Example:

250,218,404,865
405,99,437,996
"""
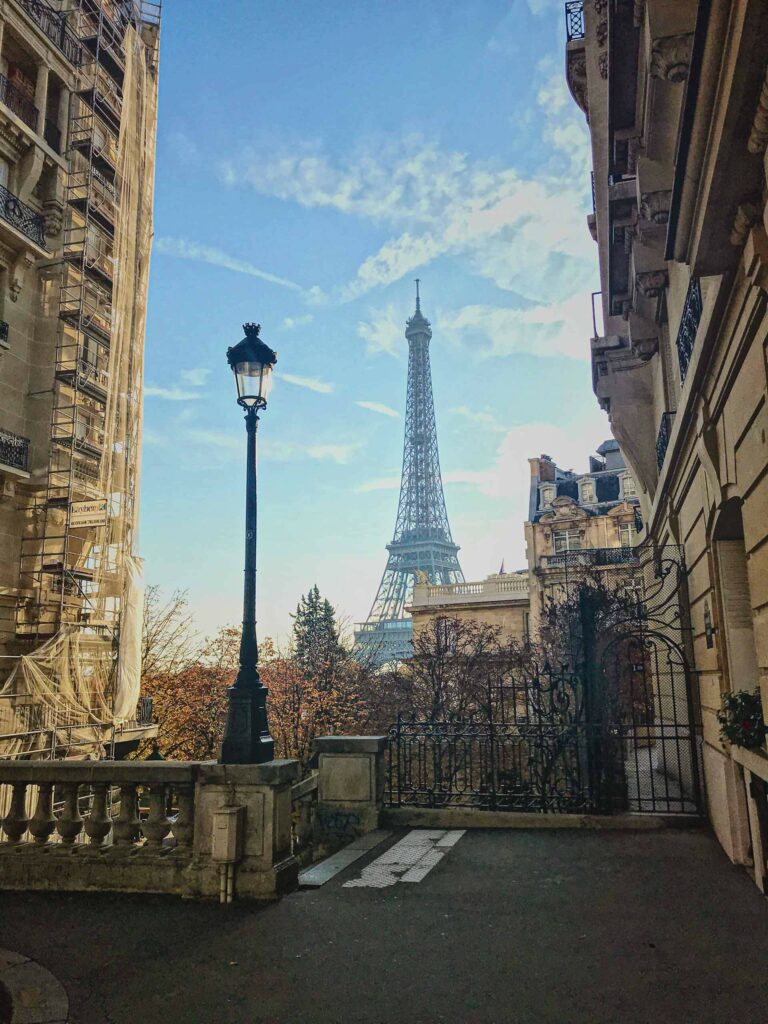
233,359,274,407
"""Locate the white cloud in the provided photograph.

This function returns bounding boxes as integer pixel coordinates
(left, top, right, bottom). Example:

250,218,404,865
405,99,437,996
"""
440,291,594,362
278,372,334,394
355,475,401,493
154,236,310,295
185,428,359,465
355,401,400,418
145,385,201,401
281,314,314,330
222,128,594,304
180,367,211,387
357,305,405,357
450,406,506,432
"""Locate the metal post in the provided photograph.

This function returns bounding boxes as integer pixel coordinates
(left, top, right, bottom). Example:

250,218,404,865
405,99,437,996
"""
219,406,275,764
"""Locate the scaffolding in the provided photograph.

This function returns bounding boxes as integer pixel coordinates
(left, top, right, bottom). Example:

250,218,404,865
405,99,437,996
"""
1,0,160,761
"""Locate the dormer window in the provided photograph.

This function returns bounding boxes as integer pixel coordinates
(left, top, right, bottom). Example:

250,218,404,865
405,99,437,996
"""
623,475,637,498
581,480,595,503
541,486,555,507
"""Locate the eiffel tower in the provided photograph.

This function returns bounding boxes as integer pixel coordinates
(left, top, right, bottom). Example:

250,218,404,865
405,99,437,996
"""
354,282,464,666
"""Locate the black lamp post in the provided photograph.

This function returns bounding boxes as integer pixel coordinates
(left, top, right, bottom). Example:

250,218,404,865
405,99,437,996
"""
219,323,278,765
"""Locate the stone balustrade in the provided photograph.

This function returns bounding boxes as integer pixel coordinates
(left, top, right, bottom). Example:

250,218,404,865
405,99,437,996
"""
0,759,299,901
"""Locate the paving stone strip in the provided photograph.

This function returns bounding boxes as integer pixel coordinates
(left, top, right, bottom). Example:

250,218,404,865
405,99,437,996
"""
0,949,68,1024
343,828,466,888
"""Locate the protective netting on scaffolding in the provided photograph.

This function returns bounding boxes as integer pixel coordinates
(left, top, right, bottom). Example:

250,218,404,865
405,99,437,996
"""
0,13,159,758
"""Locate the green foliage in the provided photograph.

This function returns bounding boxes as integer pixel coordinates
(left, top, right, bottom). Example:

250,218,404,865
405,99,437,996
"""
291,584,344,680
717,689,766,750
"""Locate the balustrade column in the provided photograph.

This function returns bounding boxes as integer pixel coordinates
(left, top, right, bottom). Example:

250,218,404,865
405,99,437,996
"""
1,783,29,843
113,783,140,845
34,63,49,137
57,86,70,152
29,783,56,844
170,785,194,850
56,782,83,844
143,785,171,848
84,783,111,846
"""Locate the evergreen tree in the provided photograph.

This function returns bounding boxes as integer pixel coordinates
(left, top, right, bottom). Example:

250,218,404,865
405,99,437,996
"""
292,584,344,680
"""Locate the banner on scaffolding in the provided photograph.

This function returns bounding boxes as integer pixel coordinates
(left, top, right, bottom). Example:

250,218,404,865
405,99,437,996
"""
70,499,109,528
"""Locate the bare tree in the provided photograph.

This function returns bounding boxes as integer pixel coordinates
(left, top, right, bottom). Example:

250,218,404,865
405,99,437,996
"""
141,586,199,679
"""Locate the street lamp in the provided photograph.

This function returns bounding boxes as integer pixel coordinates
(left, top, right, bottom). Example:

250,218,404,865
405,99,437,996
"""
219,323,278,764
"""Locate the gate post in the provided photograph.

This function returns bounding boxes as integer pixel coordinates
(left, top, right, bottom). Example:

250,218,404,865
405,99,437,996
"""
312,736,387,854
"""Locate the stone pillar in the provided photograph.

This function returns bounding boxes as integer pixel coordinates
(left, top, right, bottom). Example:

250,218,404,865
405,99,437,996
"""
34,64,48,137
57,87,70,152
191,760,299,900
313,736,387,852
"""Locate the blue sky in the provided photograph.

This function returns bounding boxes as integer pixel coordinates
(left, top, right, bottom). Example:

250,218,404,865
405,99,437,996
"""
142,0,609,643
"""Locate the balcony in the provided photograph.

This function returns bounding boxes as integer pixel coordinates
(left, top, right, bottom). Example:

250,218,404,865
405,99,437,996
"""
16,0,83,65
565,0,585,42
411,575,529,609
0,184,46,249
0,321,8,349
0,427,30,473
676,277,702,383
539,547,640,570
656,411,674,472
0,73,38,130
55,356,110,403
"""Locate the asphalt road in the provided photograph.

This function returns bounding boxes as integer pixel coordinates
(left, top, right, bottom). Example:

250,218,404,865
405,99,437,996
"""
1,828,767,1024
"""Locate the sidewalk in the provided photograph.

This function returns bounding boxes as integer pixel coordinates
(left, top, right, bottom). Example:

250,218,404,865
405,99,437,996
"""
1,828,767,1024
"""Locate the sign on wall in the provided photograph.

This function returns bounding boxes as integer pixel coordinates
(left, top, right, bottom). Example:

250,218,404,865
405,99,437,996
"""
70,499,108,528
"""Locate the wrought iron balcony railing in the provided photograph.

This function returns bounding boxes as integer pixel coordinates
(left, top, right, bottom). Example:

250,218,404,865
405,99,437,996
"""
0,427,30,472
0,73,38,130
17,0,83,65
565,0,585,41
539,547,640,569
0,321,8,348
0,184,46,248
676,277,702,383
656,411,674,471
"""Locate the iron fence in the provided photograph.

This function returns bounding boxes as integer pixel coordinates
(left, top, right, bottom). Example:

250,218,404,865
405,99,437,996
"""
386,545,703,816
18,0,83,65
656,411,674,471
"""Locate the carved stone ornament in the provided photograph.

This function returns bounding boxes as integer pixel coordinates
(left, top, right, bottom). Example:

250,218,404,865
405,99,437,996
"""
631,337,659,361
650,34,693,83
635,270,669,298
633,0,645,28
596,19,607,48
730,201,761,247
567,52,589,119
593,0,606,14
599,52,608,80
747,70,768,155
43,199,64,239
640,190,673,225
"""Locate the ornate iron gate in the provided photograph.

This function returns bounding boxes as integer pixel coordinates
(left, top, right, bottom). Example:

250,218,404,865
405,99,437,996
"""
386,546,704,816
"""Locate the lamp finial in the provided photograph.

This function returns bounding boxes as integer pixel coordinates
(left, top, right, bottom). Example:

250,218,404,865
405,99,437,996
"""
243,323,261,337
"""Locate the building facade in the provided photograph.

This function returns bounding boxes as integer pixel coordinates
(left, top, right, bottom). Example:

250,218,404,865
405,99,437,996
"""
409,571,530,644
0,0,159,761
566,0,768,889
525,440,641,632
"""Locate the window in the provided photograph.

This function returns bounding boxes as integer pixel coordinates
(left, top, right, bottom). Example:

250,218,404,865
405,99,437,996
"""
623,475,637,498
619,522,634,548
581,480,595,503
554,529,582,553
541,486,554,507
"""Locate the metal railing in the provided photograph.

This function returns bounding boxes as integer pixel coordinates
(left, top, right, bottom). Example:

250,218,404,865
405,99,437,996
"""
656,412,674,472
0,74,38,130
0,428,30,472
17,0,83,65
565,0,585,41
0,321,8,348
540,547,640,569
0,184,46,248
676,277,702,383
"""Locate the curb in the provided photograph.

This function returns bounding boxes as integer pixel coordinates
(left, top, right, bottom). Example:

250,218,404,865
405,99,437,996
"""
0,949,68,1024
